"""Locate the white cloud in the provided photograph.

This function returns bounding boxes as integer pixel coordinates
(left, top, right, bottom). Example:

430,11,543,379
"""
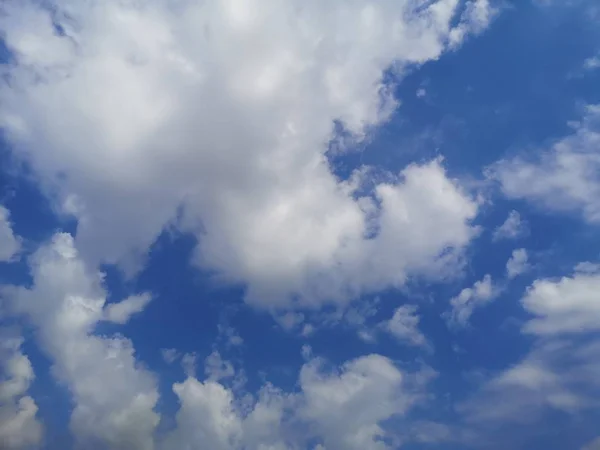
0,332,43,450
0,0,490,309
0,206,20,262
522,262,600,335
161,348,180,365
381,305,429,348
299,354,415,450
3,233,160,449
584,55,600,71
204,351,235,382
449,0,498,48
162,353,433,450
217,325,244,347
492,210,527,241
104,292,152,324
459,262,600,429
506,248,530,279
458,338,600,424
491,105,600,223
446,274,497,328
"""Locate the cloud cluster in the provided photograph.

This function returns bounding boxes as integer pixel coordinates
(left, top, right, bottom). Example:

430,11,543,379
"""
3,234,160,450
0,0,492,309
522,262,600,335
0,231,439,449
491,105,600,224
164,353,432,450
0,333,43,450
459,262,600,435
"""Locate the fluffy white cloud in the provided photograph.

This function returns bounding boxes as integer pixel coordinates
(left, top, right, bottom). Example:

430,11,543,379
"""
491,105,600,223
104,292,152,324
446,274,497,328
506,248,530,279
0,333,43,450
492,210,527,241
0,206,20,262
459,337,600,425
0,0,489,309
163,375,293,450
3,234,160,450
299,354,426,450
381,305,429,349
460,262,600,429
164,352,432,450
522,262,600,335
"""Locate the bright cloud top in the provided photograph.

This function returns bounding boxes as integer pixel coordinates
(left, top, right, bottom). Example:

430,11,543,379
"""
0,0,492,309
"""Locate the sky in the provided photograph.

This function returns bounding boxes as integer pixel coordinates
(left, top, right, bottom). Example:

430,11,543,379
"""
0,0,600,449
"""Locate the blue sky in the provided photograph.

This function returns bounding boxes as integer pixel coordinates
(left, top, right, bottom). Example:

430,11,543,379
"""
1,0,600,449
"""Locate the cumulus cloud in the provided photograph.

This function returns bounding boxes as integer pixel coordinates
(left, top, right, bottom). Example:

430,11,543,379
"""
492,210,527,241
0,332,43,450
506,248,530,279
490,105,600,223
446,274,497,328
161,353,433,450
0,0,490,309
522,262,600,335
381,305,429,349
3,233,160,450
459,262,600,430
459,338,600,425
0,206,20,262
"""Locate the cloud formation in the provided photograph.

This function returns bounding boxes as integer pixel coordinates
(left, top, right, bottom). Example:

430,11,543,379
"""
491,105,600,223
446,274,497,328
0,332,43,450
506,248,530,279
381,305,429,349
0,0,491,309
3,234,160,449
492,210,527,241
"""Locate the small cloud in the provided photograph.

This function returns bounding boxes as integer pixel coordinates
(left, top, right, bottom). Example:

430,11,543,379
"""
161,348,180,365
217,324,243,347
204,351,235,382
357,329,376,343
104,293,152,324
416,88,427,98
493,210,527,241
446,275,498,328
381,305,429,349
584,55,600,71
181,352,198,377
276,312,305,331
506,248,530,279
301,323,315,337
